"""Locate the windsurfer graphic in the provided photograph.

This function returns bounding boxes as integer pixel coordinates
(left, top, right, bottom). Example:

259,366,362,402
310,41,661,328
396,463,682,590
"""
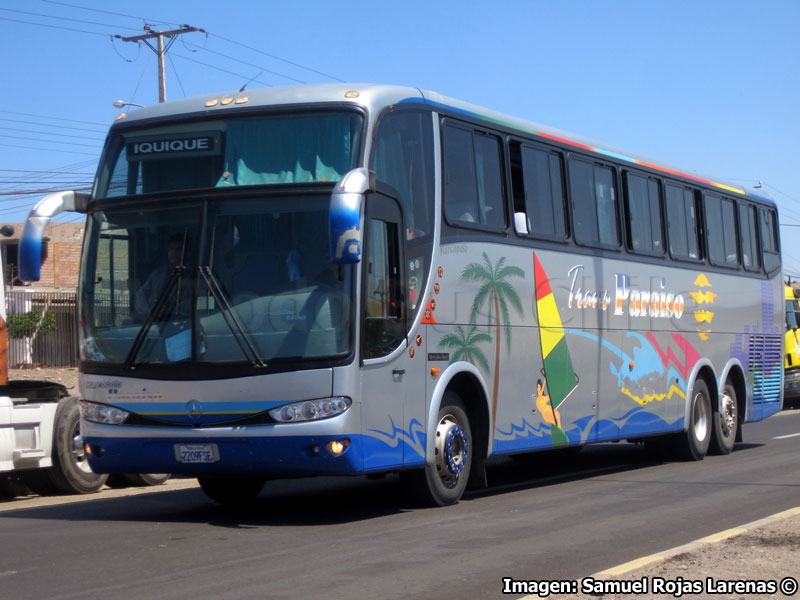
534,377,562,428
533,252,577,447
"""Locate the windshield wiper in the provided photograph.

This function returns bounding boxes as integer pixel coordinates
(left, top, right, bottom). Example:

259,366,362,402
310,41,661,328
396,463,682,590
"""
124,265,187,370
198,266,267,368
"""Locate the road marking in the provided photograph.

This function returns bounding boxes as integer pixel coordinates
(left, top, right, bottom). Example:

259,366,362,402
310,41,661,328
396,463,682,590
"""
773,432,800,439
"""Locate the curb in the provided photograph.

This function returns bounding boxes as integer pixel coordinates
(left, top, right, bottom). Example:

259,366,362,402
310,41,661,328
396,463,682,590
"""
593,506,800,578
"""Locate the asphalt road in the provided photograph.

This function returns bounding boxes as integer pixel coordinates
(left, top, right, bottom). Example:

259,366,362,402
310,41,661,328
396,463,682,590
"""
1,410,799,600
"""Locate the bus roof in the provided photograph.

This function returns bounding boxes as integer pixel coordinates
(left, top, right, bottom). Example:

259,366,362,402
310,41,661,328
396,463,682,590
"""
112,82,772,205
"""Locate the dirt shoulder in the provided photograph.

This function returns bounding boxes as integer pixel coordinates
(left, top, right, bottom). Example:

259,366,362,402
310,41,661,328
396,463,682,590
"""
539,510,800,599
8,367,79,393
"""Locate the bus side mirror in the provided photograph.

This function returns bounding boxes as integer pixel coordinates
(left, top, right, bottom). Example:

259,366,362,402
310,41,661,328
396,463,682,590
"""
19,190,89,282
329,168,375,264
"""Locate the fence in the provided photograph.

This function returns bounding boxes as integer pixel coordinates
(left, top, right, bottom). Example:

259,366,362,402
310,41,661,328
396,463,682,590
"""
5,290,78,368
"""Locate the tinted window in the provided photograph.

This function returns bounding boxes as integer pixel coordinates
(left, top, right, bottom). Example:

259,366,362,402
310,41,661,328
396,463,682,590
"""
371,111,435,240
569,158,618,247
443,124,505,228
625,172,664,255
705,194,738,268
738,203,760,271
665,184,700,261
760,208,780,273
519,145,566,240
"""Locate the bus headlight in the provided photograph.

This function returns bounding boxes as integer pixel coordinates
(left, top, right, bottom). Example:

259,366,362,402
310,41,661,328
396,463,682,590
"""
269,397,352,423
80,401,130,425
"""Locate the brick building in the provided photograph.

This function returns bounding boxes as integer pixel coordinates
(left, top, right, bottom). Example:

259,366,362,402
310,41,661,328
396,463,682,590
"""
1,222,84,290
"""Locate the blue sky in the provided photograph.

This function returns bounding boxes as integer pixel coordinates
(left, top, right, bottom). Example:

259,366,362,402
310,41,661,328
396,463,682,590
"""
2,0,799,275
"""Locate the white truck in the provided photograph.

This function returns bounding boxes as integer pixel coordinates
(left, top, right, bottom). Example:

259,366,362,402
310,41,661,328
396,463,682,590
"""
0,223,167,497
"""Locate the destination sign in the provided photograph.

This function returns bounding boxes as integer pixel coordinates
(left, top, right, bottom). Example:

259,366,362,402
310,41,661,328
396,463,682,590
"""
126,131,221,161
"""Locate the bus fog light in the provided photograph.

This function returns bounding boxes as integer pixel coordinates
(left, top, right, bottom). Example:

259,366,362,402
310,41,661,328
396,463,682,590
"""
269,397,352,423
327,439,350,456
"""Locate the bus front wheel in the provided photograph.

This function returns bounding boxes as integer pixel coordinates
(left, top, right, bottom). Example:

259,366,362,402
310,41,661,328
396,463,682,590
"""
408,391,472,507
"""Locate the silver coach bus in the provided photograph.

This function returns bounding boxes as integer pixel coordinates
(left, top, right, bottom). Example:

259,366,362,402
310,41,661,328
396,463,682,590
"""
21,84,783,505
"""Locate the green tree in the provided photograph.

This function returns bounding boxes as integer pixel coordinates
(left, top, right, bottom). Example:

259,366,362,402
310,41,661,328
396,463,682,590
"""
439,325,492,373
460,252,524,425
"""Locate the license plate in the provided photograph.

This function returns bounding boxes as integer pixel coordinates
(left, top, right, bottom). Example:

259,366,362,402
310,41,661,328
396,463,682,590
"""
175,444,219,463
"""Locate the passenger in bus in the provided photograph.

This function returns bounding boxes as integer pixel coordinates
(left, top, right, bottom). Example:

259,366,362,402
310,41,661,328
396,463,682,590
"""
133,234,193,321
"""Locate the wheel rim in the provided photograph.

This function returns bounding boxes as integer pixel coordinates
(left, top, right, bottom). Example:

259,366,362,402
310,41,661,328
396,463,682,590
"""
70,422,93,475
719,390,737,438
434,412,469,489
692,392,709,441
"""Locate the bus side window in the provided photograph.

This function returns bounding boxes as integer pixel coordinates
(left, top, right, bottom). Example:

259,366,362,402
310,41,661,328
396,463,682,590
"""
665,183,701,261
739,203,760,272
510,142,567,241
624,172,664,256
569,157,619,248
704,194,739,268
760,208,781,274
443,123,506,229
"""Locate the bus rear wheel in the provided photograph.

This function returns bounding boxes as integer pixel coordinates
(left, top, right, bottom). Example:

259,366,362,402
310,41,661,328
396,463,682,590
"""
198,476,266,504
709,382,738,455
407,392,472,507
672,380,712,461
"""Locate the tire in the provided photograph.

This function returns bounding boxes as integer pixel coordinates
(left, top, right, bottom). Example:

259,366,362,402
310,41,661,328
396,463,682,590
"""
709,382,738,455
406,391,472,507
671,379,712,461
107,473,171,488
46,395,108,494
198,476,265,504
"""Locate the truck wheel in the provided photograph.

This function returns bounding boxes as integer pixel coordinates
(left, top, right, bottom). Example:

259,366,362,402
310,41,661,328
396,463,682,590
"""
47,396,107,494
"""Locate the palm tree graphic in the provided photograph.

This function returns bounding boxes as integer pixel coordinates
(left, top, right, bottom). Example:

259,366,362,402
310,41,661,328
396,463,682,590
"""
460,252,524,425
439,325,492,374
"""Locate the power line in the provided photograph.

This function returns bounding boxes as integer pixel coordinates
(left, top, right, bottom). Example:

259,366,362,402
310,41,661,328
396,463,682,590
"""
0,7,140,31
208,32,343,82
41,0,181,28
0,110,107,127
0,134,102,148
0,118,106,134
0,15,112,37
171,53,273,88
182,42,306,85
0,127,105,141
0,143,98,156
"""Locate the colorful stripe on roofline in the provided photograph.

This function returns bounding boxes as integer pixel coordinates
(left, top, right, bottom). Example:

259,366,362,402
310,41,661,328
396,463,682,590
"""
401,97,771,203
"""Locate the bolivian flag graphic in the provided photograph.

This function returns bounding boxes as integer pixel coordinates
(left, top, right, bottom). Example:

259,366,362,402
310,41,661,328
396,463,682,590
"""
534,253,577,445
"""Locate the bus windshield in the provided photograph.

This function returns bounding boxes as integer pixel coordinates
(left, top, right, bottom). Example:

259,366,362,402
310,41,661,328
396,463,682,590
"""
81,193,352,371
97,111,363,198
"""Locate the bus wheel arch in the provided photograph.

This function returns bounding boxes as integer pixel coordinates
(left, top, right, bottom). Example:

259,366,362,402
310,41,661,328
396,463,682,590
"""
445,370,490,490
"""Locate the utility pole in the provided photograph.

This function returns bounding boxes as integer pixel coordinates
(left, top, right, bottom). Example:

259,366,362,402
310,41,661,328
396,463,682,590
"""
118,24,203,103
